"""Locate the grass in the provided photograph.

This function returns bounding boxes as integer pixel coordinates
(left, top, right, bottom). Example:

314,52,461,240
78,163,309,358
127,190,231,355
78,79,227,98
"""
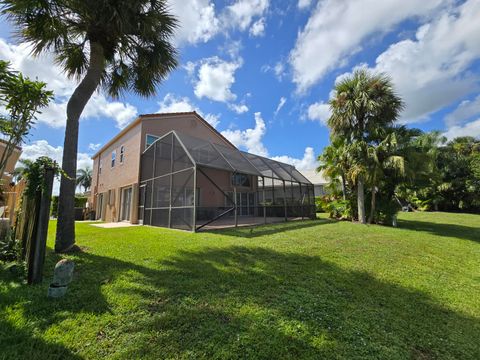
0,212,479,359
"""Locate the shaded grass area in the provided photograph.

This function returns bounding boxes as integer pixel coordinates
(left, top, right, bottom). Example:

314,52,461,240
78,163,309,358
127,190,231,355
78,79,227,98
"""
1,212,479,359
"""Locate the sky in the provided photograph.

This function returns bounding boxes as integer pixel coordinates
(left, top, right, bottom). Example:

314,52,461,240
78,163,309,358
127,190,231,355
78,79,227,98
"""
1,0,480,177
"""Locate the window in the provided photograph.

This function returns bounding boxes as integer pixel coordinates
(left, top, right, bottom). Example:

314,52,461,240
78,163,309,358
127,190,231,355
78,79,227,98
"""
231,173,251,187
111,150,116,167
146,134,159,149
120,145,125,163
99,160,102,174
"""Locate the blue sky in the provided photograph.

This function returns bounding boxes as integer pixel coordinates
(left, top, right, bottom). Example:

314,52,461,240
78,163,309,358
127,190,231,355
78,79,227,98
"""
0,0,479,172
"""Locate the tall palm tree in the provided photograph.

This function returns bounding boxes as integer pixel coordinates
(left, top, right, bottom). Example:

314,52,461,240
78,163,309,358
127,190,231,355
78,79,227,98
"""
328,69,404,223
2,0,178,252
76,167,92,193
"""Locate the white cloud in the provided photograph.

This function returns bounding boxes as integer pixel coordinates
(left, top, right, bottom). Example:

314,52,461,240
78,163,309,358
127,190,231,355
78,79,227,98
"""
297,0,313,10
221,112,268,156
222,0,269,32
21,140,93,195
249,17,266,37
157,93,220,127
169,0,220,45
307,101,331,125
274,97,286,116
332,0,480,123
193,57,242,102
0,37,138,129
443,118,480,140
271,147,317,171
445,95,480,127
228,103,249,114
290,0,449,92
88,143,102,151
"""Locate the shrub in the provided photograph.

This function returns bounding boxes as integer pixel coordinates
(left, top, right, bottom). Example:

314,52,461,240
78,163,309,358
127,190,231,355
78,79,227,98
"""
0,226,20,262
321,196,352,220
314,196,324,212
51,195,88,218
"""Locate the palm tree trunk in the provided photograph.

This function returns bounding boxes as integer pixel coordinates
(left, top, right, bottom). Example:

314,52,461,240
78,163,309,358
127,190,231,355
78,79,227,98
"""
368,186,376,224
55,42,105,253
357,176,366,224
341,173,347,200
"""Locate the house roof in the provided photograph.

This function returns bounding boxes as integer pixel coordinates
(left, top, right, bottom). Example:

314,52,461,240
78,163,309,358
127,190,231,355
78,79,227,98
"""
92,111,235,159
300,169,330,185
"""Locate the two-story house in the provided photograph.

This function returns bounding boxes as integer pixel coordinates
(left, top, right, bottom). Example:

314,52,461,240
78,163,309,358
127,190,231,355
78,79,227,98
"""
90,111,315,231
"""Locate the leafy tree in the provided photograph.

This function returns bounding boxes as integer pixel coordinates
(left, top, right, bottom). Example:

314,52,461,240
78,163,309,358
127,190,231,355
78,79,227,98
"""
328,69,404,223
435,137,480,211
0,61,52,179
2,0,179,252
76,167,92,193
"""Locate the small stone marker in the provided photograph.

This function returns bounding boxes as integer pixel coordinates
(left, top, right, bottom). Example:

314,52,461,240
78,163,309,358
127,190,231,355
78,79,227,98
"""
47,259,75,298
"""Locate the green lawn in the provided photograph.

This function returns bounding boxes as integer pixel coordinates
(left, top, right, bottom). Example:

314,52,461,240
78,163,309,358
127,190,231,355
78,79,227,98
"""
1,212,479,359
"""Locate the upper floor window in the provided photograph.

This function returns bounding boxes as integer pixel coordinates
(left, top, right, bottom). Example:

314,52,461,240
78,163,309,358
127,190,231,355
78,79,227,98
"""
232,173,251,187
111,150,116,167
120,145,125,163
146,134,159,149
99,160,102,174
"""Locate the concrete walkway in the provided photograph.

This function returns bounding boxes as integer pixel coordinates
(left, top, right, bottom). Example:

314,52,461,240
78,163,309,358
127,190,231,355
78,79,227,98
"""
90,222,140,228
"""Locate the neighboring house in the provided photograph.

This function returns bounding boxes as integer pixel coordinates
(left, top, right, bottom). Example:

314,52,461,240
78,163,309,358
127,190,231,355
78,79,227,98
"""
0,139,22,223
0,139,22,184
90,112,315,231
301,170,330,197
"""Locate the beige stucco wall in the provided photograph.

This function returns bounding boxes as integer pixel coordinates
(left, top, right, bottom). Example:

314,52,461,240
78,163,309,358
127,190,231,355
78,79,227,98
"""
90,112,236,223
91,122,142,222
197,167,257,207
140,113,235,150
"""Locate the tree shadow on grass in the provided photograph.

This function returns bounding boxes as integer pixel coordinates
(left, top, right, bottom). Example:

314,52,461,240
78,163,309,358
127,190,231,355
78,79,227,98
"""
398,218,480,243
1,245,479,359
205,217,333,238
0,319,83,360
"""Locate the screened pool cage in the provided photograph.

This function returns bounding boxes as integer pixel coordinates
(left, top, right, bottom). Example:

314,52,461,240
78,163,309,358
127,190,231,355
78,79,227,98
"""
139,131,315,232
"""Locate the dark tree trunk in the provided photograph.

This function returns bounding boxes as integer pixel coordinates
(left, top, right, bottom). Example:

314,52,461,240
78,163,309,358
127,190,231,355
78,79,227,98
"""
357,176,366,224
55,42,105,253
368,186,376,224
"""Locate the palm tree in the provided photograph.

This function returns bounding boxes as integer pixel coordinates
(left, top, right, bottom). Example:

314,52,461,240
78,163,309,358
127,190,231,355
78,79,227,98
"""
366,131,406,224
328,69,404,223
76,167,92,193
2,0,179,252
317,137,350,200
11,159,33,184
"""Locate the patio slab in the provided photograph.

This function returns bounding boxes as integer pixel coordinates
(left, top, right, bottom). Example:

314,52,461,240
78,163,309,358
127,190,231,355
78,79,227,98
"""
90,222,140,229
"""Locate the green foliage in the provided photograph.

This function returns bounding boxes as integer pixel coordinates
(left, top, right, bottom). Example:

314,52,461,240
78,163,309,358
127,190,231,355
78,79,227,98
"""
314,196,324,212
51,195,88,218
21,157,61,199
403,136,480,213
320,196,353,220
0,226,20,261
0,60,53,177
